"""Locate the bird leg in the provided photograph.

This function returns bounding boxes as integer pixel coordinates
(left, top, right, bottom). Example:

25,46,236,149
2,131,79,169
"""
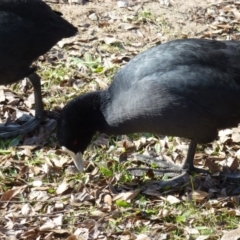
181,139,208,173
28,73,44,121
127,139,209,189
129,139,208,174
0,73,44,138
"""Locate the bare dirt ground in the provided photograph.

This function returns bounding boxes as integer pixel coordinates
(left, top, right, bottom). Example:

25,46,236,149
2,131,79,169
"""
58,0,234,43
2,0,240,239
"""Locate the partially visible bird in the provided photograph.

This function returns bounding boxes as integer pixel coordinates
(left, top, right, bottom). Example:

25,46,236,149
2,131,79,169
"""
57,38,240,180
0,0,78,138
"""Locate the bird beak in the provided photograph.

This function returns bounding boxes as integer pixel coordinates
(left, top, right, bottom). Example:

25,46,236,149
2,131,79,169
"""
61,146,84,172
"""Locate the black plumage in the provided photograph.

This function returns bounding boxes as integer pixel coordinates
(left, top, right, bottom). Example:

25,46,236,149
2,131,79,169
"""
57,38,240,175
0,0,78,138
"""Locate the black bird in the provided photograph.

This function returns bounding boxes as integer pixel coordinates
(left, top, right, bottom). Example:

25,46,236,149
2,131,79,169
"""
57,38,240,177
0,0,78,138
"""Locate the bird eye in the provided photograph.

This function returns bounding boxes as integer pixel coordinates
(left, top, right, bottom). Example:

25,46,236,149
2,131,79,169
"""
73,140,78,146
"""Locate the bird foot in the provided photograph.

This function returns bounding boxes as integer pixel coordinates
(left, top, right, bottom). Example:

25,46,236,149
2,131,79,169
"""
0,110,60,138
133,154,182,170
0,115,41,138
142,171,191,191
127,154,209,178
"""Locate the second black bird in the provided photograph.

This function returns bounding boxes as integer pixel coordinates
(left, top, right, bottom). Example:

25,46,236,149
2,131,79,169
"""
57,38,240,180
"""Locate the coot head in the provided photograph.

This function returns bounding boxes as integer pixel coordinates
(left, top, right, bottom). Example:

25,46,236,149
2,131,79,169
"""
57,93,102,171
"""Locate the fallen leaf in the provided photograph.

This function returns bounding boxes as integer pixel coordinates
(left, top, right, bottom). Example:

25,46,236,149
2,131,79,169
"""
104,194,112,206
56,178,69,194
113,189,141,201
221,227,240,240
190,190,209,202
166,195,181,205
0,186,26,207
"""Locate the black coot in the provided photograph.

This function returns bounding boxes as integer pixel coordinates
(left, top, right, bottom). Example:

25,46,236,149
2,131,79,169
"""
57,38,240,177
0,0,78,138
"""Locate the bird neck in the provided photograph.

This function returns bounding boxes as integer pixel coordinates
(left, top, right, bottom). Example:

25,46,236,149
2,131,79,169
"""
72,90,145,135
72,90,110,133
76,90,128,135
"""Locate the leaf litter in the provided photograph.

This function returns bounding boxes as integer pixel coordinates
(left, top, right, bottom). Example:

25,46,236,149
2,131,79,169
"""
1,0,240,239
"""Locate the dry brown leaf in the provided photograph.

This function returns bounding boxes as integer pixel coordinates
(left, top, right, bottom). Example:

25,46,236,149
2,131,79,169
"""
104,37,119,45
73,227,89,239
22,203,36,216
229,158,239,171
221,227,240,240
90,210,106,217
158,209,170,218
190,190,209,202
136,234,151,240
56,178,69,194
104,194,112,206
58,36,77,48
94,77,109,89
113,189,141,201
165,195,181,205
205,159,221,173
119,23,139,30
32,180,42,187
231,9,240,20
196,236,209,240
39,220,56,231
66,235,83,240
185,226,200,235
0,185,26,206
